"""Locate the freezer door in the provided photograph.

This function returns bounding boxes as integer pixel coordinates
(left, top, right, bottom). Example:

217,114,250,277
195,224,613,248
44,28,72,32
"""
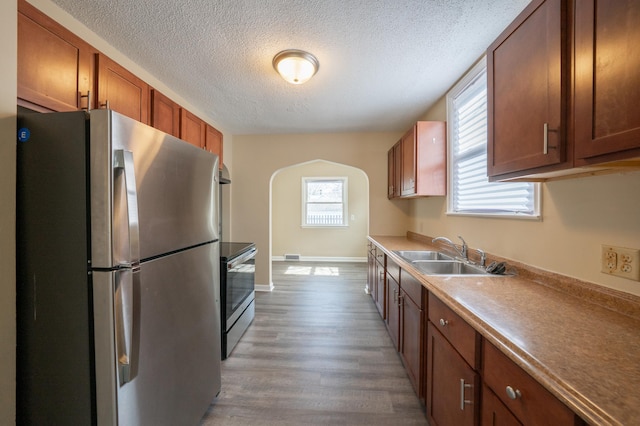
93,242,221,425
90,109,219,268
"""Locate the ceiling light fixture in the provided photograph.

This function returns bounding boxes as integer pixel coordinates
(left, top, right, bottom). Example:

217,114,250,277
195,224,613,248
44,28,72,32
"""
272,49,319,85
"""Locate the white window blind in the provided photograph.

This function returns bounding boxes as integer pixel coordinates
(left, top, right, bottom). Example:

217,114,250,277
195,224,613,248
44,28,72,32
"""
447,58,539,218
302,177,348,226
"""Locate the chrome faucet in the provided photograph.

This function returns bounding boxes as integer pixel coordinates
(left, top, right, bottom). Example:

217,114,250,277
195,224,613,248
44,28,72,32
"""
432,236,468,261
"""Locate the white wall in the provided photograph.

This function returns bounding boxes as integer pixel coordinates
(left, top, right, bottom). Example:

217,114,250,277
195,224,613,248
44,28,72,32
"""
1,1,17,423
272,160,369,260
413,96,640,296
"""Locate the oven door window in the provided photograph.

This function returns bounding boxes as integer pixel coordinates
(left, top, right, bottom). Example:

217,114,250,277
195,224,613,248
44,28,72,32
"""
226,258,255,320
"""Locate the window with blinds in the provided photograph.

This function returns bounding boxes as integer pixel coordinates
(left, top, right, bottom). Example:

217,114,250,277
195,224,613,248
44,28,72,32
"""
446,58,540,218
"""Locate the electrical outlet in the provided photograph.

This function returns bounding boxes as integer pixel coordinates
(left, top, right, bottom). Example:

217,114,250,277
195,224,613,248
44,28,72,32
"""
601,245,640,281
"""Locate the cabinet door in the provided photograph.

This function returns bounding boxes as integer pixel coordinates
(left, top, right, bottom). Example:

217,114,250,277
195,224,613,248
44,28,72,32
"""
393,141,402,197
400,290,424,399
427,322,479,426
386,277,400,350
96,54,150,124
401,127,416,196
487,0,567,178
574,0,640,162
150,90,180,137
482,384,522,426
18,0,93,112
374,263,386,319
387,146,395,199
180,109,206,148
205,124,224,169
415,121,446,196
367,250,375,296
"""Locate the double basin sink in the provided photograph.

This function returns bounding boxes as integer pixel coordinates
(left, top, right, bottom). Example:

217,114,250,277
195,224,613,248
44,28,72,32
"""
393,250,491,276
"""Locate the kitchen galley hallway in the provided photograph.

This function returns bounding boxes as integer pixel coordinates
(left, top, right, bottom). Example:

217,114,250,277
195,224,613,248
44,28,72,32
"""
200,261,428,425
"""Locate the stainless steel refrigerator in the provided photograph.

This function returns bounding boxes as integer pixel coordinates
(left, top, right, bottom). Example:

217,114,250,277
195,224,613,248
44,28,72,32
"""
17,109,222,425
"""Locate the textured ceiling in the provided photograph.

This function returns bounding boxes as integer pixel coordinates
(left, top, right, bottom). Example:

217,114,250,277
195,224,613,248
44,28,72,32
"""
47,0,529,135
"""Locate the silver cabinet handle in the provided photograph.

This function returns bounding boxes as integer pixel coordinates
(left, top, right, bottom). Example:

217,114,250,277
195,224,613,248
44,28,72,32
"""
543,122,548,155
78,90,92,111
114,150,141,269
439,318,448,326
393,288,398,303
460,379,473,410
506,385,522,400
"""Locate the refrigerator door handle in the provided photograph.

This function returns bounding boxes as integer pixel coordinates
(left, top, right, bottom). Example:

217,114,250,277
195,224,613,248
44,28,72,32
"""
113,149,141,268
114,267,138,385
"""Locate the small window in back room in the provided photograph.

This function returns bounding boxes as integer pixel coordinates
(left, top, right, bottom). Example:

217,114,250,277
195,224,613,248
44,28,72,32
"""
447,56,540,219
302,177,348,227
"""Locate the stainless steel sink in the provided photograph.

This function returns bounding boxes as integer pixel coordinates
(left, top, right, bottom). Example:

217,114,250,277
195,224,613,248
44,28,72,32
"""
393,250,453,261
412,260,489,275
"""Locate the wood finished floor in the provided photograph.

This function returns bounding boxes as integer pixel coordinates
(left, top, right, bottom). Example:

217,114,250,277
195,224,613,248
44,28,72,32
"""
199,261,428,425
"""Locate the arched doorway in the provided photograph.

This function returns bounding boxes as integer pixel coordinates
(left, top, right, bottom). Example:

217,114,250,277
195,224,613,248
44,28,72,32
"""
265,159,370,290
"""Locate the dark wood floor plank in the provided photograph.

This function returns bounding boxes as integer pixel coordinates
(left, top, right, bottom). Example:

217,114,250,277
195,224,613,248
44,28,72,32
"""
200,261,428,425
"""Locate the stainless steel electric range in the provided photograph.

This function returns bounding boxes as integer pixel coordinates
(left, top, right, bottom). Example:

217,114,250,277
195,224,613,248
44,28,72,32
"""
219,242,256,359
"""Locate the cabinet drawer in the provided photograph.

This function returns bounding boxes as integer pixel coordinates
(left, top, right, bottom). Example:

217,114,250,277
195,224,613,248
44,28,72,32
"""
428,295,479,369
400,269,423,308
483,341,576,425
387,257,400,285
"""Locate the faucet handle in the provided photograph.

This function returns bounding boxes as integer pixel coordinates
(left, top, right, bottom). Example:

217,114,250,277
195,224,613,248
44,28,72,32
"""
475,249,486,267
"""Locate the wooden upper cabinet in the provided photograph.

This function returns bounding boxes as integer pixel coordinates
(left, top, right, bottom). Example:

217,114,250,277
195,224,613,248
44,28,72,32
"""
387,140,402,199
487,0,568,180
205,124,224,169
18,0,93,112
150,89,180,137
401,127,417,196
96,54,150,124
574,0,640,163
180,109,206,149
400,121,446,198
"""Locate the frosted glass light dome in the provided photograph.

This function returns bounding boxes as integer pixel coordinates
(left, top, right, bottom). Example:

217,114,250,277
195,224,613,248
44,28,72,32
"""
273,50,319,85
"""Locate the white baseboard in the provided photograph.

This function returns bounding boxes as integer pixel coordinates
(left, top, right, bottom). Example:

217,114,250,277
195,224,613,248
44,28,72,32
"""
255,282,274,292
271,256,367,263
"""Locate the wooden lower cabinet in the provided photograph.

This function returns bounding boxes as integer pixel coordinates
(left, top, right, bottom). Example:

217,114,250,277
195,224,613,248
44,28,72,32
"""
386,276,400,348
427,321,479,426
482,383,522,426
366,246,376,296
362,246,584,425
400,288,423,398
482,341,579,426
374,252,386,319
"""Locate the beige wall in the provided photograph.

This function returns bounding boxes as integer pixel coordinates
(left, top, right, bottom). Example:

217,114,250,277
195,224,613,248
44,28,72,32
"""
232,132,409,287
1,1,17,423
272,160,369,260
414,96,640,296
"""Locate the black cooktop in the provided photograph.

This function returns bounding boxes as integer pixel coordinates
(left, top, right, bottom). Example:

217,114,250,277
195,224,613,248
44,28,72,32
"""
220,242,255,261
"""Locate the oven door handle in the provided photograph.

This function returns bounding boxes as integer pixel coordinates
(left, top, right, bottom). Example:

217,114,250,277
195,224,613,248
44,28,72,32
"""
227,248,257,270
